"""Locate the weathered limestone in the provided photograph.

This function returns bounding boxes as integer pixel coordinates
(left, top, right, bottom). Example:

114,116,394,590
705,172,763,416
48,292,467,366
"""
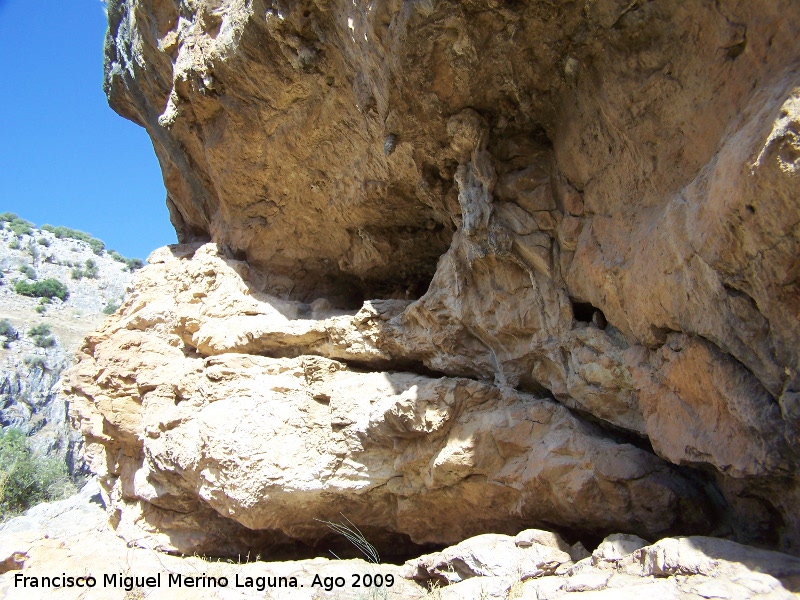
406,531,800,599
90,0,800,557
68,245,709,555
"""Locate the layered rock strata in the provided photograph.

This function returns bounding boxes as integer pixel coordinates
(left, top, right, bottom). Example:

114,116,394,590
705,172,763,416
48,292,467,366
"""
69,244,711,555
88,0,800,556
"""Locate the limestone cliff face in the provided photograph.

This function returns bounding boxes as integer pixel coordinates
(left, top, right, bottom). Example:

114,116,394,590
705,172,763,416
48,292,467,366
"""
80,0,800,556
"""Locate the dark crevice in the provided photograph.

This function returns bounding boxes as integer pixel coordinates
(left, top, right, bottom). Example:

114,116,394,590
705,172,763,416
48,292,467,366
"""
292,232,450,310
559,401,655,454
256,346,456,381
569,298,606,327
724,36,747,61
516,373,554,397
517,366,654,451
344,358,453,380
222,244,248,262
195,526,445,564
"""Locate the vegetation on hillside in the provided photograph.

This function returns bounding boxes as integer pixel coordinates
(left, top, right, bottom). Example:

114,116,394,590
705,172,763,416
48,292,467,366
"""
0,213,144,270
22,354,47,369
34,298,50,315
0,213,34,236
14,278,69,301
0,212,144,323
103,299,122,314
0,319,19,348
108,250,144,272
71,258,99,280
41,224,105,255
0,428,75,519
28,323,56,348
18,264,36,280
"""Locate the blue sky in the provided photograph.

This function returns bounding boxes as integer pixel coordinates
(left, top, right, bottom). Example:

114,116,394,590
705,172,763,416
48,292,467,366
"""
0,0,176,260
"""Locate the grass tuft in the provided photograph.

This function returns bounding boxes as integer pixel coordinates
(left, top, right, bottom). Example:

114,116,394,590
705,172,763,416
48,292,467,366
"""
316,514,381,564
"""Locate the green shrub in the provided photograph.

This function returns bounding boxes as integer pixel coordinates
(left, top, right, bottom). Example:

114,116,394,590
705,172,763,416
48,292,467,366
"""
17,265,36,280
0,319,18,348
33,335,55,348
71,258,99,280
28,324,56,348
0,214,35,236
0,428,75,519
23,354,46,369
10,221,32,236
14,278,69,301
109,250,144,271
103,299,122,315
36,298,50,314
27,241,39,260
88,239,104,255
8,239,20,250
125,258,144,271
36,237,50,247
41,225,104,255
29,323,51,337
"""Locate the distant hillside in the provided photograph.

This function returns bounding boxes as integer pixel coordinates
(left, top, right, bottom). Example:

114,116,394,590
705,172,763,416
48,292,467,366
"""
0,213,140,475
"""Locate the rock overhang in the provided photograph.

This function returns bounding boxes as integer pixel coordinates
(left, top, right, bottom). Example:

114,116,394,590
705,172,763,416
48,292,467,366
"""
87,0,800,557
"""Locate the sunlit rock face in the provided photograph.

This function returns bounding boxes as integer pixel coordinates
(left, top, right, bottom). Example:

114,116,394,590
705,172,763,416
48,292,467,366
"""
67,244,713,556
85,0,800,556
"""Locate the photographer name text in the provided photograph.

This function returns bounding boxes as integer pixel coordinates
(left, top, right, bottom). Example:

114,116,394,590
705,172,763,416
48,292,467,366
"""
14,571,396,593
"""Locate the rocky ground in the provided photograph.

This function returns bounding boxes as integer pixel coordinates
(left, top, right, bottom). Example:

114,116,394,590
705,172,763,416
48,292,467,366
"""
0,220,134,462
1,480,798,599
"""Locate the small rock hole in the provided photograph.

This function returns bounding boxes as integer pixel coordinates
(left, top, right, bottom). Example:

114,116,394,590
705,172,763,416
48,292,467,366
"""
570,299,606,329
725,38,746,60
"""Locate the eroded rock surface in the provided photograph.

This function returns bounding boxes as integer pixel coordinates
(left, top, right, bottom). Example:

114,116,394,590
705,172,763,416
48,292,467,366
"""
89,0,800,557
68,245,708,556
406,530,800,599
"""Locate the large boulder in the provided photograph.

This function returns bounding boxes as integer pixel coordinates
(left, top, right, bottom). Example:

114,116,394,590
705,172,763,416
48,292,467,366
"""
68,244,709,555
